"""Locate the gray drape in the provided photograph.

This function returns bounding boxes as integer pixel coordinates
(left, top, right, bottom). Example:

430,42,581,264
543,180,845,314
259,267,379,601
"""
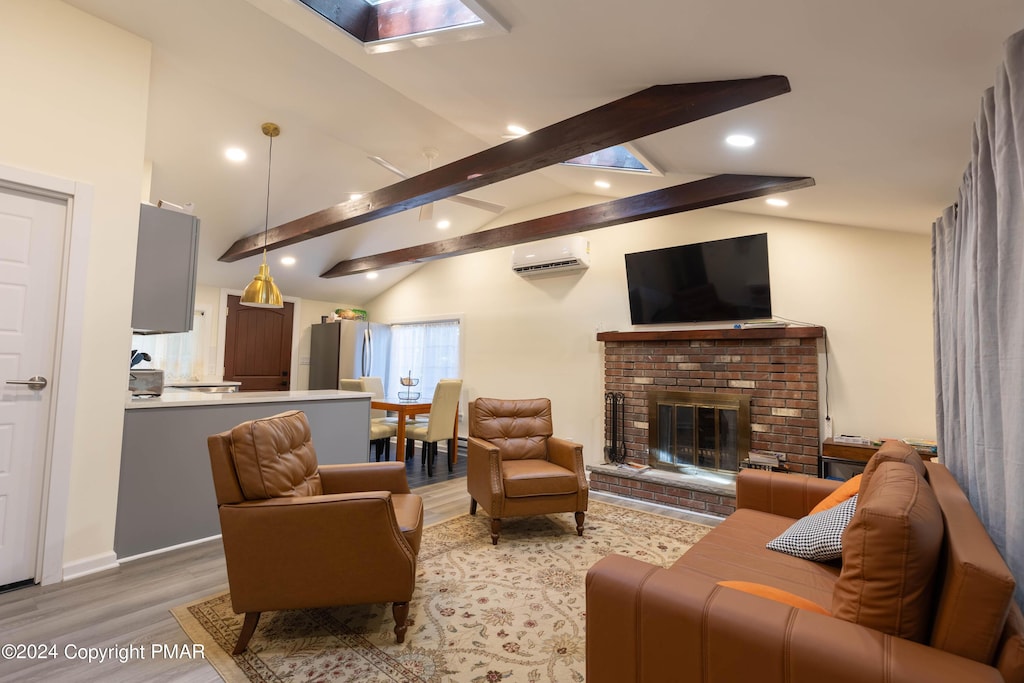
933,28,1024,609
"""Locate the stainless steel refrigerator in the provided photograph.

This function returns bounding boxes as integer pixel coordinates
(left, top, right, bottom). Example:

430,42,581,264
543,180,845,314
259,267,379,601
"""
309,320,391,390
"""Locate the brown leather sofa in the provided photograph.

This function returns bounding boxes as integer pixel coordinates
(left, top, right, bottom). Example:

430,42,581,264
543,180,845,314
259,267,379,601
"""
207,410,424,654
467,397,588,544
586,442,1024,683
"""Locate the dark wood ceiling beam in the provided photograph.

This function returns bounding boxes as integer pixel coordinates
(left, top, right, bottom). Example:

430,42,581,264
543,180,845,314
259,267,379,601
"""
219,76,792,262
320,174,815,278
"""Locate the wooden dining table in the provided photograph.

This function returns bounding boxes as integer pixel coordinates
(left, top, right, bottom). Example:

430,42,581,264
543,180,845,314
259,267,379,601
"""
371,398,459,464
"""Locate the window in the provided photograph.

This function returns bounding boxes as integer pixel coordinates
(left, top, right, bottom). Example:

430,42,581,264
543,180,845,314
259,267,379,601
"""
561,143,662,175
296,0,507,53
386,319,460,400
130,310,208,382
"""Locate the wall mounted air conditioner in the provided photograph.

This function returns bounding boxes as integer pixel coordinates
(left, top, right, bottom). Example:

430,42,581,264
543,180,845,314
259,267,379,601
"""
511,236,591,278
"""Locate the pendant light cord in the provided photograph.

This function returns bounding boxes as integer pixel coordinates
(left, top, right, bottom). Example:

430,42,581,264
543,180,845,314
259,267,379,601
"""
264,133,274,252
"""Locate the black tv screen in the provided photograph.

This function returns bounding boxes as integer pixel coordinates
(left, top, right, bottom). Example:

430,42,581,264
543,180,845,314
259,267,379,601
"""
625,234,772,324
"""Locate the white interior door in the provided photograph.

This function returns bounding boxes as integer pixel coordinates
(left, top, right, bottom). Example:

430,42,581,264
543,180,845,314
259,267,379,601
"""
0,185,66,587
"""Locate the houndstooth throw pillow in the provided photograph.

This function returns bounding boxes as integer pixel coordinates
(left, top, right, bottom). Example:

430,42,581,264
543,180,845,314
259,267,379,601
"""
766,494,859,561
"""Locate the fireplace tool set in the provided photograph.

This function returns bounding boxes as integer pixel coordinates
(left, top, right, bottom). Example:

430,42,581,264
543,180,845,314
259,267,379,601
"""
604,391,626,464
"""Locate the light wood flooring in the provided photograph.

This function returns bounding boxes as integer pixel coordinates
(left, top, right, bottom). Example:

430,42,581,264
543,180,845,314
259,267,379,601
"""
0,471,720,682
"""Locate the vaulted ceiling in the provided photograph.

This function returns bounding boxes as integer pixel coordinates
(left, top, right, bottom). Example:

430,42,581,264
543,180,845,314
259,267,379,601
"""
65,0,1022,304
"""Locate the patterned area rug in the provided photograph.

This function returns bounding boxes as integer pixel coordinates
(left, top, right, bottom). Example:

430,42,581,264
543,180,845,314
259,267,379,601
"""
171,500,711,682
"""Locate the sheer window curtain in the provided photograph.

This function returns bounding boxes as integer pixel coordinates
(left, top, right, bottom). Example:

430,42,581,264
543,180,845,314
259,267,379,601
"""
933,28,1024,609
386,320,461,400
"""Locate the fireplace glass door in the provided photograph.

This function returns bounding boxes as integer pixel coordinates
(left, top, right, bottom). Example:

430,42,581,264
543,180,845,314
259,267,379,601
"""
650,391,750,474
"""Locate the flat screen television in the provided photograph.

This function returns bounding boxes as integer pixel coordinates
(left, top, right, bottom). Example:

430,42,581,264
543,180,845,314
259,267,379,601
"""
625,233,771,324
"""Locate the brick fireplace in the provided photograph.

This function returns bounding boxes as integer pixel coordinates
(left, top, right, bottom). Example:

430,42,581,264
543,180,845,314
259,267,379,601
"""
589,326,825,516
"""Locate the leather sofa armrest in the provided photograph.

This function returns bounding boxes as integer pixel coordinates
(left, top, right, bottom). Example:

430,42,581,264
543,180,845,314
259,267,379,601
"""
586,556,1002,683
736,468,841,518
218,491,417,611
319,461,411,495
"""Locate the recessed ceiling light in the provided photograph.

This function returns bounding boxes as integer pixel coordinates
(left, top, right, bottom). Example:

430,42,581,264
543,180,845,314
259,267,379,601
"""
725,134,756,148
280,256,296,266
225,147,247,162
506,124,529,137
594,180,611,189
366,272,379,280
436,219,451,229
766,198,789,207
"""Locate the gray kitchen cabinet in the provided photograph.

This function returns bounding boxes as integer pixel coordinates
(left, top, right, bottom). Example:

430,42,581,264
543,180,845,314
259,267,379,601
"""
131,203,200,333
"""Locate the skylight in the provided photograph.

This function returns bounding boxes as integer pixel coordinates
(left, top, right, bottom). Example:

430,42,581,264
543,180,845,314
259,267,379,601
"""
297,0,507,53
561,143,662,175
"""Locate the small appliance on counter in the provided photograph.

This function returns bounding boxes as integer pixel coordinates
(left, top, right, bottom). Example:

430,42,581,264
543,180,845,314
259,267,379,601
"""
129,369,164,397
163,381,240,393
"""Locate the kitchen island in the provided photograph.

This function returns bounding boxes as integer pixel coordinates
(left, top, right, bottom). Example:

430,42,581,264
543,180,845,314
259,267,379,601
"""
116,389,371,559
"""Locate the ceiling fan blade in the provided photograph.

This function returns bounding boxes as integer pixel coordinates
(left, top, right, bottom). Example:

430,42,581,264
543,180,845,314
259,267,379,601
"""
446,195,505,214
370,154,503,214
367,155,410,179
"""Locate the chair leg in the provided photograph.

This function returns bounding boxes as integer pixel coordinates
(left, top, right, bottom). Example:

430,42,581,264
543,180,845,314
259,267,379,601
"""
232,611,261,655
405,438,415,461
575,511,586,536
384,438,391,461
426,442,435,477
490,518,501,545
393,601,410,643
374,439,384,462
469,498,478,515
447,438,454,473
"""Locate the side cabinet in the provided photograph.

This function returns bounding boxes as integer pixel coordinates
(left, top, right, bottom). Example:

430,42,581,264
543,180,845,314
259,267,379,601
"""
131,203,200,333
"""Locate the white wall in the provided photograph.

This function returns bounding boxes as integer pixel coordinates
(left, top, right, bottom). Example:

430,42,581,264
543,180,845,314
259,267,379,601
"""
367,195,935,465
0,2,151,564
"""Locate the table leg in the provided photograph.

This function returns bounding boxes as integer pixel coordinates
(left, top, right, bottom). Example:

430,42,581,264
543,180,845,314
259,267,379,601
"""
448,407,459,470
395,409,407,462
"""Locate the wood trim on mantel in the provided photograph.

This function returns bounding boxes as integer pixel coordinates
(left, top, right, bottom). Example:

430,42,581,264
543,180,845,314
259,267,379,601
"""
596,326,825,342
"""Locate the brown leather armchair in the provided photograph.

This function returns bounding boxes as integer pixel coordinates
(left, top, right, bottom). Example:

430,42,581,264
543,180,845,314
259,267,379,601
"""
466,398,588,544
207,409,423,654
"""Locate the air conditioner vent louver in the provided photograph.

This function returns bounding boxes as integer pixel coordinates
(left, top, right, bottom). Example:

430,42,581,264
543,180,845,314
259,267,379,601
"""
513,258,584,274
511,237,590,278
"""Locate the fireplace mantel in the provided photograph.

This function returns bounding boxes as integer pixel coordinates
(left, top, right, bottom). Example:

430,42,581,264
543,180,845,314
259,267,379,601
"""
596,326,824,342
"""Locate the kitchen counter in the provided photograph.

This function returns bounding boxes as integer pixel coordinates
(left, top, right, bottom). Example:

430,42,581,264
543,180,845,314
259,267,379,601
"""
126,388,370,408
116,389,373,559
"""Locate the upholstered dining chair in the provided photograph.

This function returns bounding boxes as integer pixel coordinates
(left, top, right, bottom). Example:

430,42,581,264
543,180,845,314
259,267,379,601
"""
207,410,423,654
341,378,396,461
466,397,588,544
404,378,462,477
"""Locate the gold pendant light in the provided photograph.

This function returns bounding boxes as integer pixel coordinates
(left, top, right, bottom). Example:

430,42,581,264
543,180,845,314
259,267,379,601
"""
240,122,284,308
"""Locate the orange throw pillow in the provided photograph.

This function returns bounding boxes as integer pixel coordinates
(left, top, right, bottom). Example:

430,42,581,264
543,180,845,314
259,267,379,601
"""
810,474,862,515
718,581,830,615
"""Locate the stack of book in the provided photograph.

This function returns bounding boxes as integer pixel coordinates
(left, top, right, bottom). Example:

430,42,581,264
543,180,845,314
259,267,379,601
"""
901,438,938,455
833,435,882,447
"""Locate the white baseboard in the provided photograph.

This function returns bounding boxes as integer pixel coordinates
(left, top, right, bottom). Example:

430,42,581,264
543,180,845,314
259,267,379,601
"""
117,534,222,565
61,551,119,582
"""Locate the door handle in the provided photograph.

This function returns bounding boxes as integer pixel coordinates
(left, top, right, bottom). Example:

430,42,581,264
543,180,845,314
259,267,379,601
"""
6,375,48,391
